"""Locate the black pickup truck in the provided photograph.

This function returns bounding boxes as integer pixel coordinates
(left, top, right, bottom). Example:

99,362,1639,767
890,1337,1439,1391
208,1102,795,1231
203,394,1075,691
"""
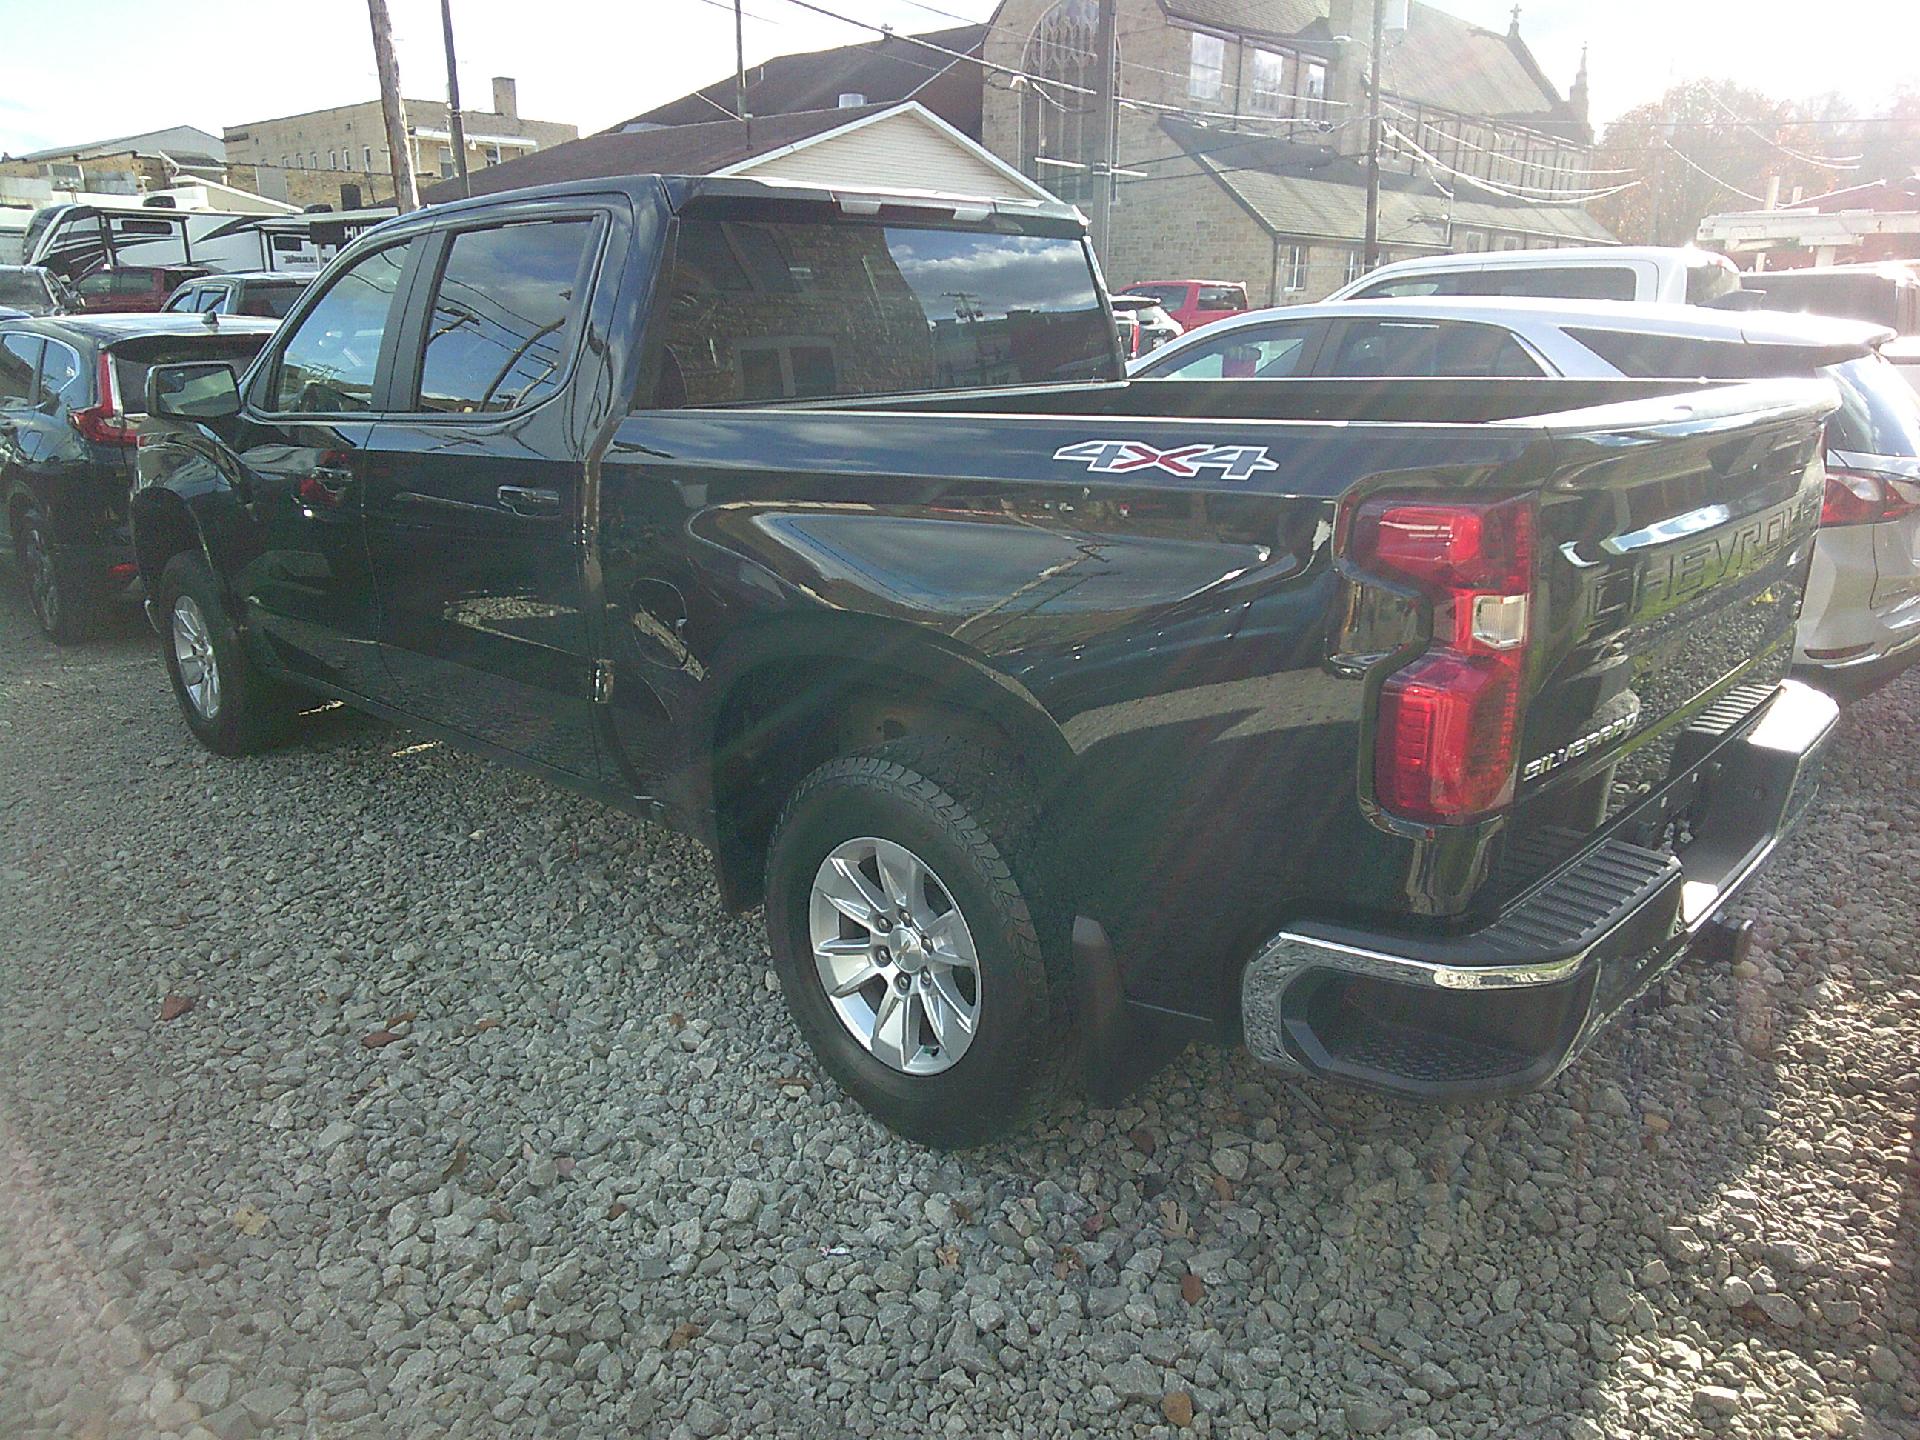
133,175,1839,1146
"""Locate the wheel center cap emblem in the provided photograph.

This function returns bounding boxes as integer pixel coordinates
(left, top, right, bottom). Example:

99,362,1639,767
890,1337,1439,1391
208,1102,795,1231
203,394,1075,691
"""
894,929,929,972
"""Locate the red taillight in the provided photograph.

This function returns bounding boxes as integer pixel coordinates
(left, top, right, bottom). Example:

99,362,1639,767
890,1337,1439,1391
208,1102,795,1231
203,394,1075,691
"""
1348,493,1535,825
1820,467,1920,527
69,352,137,447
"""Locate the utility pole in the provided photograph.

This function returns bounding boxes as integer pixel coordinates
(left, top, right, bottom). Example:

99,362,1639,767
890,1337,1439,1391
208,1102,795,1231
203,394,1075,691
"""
1088,0,1118,261
1361,0,1384,268
734,0,751,147
368,0,419,212
441,0,470,198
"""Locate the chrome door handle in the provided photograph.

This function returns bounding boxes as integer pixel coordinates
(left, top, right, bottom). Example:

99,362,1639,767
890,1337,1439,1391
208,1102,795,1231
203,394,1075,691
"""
497,484,561,516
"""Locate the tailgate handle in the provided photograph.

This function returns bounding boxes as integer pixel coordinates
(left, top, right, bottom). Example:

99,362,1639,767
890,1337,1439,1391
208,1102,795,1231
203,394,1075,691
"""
498,484,561,517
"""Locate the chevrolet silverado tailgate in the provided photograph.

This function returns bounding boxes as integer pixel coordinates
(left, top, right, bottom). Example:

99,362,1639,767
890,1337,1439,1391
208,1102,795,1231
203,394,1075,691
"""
1494,380,1834,885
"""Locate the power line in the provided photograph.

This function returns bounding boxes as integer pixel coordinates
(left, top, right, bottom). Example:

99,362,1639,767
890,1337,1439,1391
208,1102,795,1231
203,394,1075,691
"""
1701,88,1860,171
1379,100,1638,178
1656,139,1765,204
1382,123,1641,204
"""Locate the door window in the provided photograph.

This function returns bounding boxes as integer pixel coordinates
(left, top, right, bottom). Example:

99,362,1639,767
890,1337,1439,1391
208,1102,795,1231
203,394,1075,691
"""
76,270,118,302
1148,323,1316,380
411,219,595,414
0,334,38,406
1327,319,1544,378
37,342,84,407
272,241,413,413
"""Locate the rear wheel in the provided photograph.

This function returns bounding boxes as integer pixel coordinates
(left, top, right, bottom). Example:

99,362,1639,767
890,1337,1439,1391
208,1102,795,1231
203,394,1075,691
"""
14,507,91,644
764,739,1060,1147
156,551,296,755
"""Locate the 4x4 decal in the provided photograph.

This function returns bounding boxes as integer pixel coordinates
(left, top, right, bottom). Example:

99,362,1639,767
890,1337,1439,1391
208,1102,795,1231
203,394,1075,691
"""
1052,439,1279,481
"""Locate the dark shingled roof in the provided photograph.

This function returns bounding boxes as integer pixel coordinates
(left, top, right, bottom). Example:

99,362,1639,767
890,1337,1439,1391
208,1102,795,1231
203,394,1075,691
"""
419,106,889,204
1159,1,1572,124
614,24,985,133
1157,117,1613,247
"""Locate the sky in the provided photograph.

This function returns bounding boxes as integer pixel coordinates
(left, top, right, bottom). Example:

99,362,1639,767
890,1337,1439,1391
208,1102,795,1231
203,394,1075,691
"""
1,0,1915,158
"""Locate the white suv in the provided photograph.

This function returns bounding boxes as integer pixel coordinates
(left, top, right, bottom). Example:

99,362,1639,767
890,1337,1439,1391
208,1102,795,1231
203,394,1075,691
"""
1133,296,1920,693
1325,245,1745,308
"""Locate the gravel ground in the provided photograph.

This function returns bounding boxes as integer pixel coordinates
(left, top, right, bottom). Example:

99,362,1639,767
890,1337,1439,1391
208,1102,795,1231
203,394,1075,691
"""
0,580,1914,1440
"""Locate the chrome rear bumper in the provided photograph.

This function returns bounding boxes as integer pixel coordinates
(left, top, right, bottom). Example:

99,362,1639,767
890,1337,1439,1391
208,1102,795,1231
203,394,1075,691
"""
1241,680,1838,1098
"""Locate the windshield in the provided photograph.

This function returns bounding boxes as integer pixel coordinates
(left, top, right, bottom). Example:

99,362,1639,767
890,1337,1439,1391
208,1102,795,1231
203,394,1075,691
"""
0,271,52,313
1827,354,1920,458
653,218,1117,405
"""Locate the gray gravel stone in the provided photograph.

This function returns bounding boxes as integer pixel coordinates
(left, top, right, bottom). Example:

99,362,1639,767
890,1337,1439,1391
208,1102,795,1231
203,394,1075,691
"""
0,580,1913,1440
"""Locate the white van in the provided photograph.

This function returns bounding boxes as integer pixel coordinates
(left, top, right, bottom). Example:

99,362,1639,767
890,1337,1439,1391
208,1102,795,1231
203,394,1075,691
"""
1326,244,1745,307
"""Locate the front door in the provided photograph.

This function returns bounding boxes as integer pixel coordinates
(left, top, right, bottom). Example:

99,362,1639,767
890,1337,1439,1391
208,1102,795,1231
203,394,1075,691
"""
361,214,606,779
228,237,420,693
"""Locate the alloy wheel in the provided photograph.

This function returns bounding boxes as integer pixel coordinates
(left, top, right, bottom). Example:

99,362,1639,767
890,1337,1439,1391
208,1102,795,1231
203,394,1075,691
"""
172,595,221,719
19,527,58,634
807,836,982,1076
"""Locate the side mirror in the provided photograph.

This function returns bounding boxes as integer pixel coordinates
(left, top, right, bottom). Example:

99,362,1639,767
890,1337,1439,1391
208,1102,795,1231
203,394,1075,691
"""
147,361,242,421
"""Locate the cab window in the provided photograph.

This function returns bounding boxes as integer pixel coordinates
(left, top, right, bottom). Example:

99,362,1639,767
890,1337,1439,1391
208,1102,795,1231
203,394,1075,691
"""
271,241,413,413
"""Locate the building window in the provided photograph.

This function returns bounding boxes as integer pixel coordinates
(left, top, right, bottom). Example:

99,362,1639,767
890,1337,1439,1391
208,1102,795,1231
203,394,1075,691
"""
1460,230,1488,252
1248,48,1291,117
1189,32,1225,103
363,146,373,170
1018,0,1108,208
1283,243,1308,293
279,155,289,170
309,152,318,169
1344,249,1364,286
1302,61,1328,121
328,151,338,170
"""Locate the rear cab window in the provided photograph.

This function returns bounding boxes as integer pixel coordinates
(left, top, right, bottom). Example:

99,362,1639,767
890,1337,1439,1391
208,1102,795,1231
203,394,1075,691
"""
651,215,1117,407
1195,284,1246,311
241,284,305,319
1122,284,1189,310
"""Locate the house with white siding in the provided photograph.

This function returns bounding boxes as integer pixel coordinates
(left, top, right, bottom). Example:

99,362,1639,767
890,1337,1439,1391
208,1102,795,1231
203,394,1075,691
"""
420,100,1051,207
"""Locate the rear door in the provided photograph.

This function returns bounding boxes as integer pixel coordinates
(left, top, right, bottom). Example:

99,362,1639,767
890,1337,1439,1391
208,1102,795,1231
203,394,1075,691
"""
361,207,612,779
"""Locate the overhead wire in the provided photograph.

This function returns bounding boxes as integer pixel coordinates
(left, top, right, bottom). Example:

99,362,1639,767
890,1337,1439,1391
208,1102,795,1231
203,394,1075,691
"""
1655,140,1766,204
1701,88,1860,170
1381,124,1642,203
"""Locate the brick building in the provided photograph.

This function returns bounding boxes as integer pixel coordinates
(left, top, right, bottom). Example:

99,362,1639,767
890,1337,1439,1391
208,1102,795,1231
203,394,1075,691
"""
0,126,226,198
983,0,1613,304
224,79,576,211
